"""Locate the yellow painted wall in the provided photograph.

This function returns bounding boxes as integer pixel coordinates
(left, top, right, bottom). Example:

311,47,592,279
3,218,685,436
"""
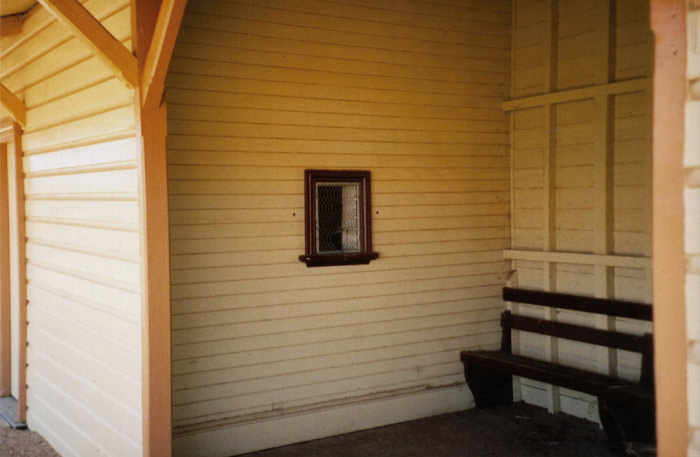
510,0,653,421
166,1,512,455
0,1,143,456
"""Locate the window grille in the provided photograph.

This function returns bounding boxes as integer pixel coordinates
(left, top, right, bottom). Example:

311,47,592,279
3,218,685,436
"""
316,183,360,253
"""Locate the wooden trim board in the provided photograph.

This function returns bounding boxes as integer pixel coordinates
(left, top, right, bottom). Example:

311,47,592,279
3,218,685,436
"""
503,249,651,269
502,78,652,111
133,1,174,455
0,143,10,397
0,85,26,129
649,0,688,454
140,0,187,109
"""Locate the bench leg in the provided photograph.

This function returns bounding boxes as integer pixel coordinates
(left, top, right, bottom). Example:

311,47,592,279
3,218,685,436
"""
598,390,656,455
464,363,513,407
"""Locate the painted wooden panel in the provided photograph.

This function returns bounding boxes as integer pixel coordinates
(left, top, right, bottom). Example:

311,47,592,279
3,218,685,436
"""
509,0,652,422
167,1,511,455
0,1,142,456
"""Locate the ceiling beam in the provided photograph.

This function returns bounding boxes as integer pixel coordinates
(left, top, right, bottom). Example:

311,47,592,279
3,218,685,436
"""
37,0,139,87
140,0,187,109
0,15,23,37
0,84,26,128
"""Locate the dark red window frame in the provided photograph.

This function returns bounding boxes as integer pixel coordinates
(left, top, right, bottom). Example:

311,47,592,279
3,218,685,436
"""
298,169,379,267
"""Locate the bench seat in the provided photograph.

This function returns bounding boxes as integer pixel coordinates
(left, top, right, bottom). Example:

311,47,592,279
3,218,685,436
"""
460,288,655,454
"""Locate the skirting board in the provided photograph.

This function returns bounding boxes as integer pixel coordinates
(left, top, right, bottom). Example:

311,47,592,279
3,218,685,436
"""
174,384,474,457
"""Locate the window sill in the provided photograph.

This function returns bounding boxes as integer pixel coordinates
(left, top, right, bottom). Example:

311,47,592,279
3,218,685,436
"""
298,252,379,267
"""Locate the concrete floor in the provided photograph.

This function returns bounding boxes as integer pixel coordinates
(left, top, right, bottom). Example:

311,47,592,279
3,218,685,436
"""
0,402,653,457
0,415,59,457
240,403,635,457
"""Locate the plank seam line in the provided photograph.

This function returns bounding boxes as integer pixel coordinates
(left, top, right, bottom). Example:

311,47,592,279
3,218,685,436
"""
172,332,499,374
318,0,511,21
13,34,132,96
28,281,138,325
195,1,509,36
184,10,510,50
167,74,507,103
172,364,464,411
31,349,141,420
25,102,135,134
172,350,475,393
27,259,140,294
179,20,509,62
177,27,510,69
30,326,140,387
171,382,465,436
25,74,113,110
26,193,139,202
25,216,139,232
28,370,141,450
28,237,140,263
170,54,509,85
25,160,138,178
23,129,137,156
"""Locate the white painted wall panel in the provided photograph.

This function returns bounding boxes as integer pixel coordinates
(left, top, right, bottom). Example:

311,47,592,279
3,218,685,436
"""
510,0,652,422
0,1,142,456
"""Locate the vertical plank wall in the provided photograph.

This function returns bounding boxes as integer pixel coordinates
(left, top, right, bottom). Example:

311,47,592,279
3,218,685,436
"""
510,0,653,420
0,2,143,456
686,4,700,456
166,1,511,455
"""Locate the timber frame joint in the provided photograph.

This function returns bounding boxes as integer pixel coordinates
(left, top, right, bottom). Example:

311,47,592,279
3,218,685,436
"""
37,0,139,87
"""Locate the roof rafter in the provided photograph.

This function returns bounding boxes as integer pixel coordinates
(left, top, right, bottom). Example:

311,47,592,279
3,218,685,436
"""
141,0,187,109
0,15,23,37
0,84,26,128
37,0,139,87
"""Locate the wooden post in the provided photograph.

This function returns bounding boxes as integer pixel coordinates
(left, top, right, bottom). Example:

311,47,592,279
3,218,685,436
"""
132,1,174,456
0,143,10,397
650,0,688,454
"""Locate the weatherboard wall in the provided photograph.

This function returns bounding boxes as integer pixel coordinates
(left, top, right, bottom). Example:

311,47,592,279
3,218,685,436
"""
165,1,512,455
0,1,143,456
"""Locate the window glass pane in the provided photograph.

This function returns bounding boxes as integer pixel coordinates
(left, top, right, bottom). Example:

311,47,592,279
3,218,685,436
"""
316,182,360,253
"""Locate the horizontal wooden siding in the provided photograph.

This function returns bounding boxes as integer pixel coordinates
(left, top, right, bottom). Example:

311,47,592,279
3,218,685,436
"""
0,1,142,456
167,0,512,455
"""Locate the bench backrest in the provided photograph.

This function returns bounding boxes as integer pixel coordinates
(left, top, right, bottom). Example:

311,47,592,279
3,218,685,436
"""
501,287,654,386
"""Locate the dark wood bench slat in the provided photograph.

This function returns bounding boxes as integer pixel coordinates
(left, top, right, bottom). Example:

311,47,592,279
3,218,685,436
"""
503,287,653,321
501,311,653,354
460,350,650,398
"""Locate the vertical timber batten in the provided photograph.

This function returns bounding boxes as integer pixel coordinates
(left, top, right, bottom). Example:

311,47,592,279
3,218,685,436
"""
133,1,173,455
542,0,560,414
592,0,617,379
650,0,689,454
11,123,27,423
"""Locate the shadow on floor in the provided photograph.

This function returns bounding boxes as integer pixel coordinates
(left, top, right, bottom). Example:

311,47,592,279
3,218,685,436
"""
239,402,654,457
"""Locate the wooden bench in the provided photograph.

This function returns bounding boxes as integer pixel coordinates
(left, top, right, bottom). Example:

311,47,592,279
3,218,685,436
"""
461,287,655,454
